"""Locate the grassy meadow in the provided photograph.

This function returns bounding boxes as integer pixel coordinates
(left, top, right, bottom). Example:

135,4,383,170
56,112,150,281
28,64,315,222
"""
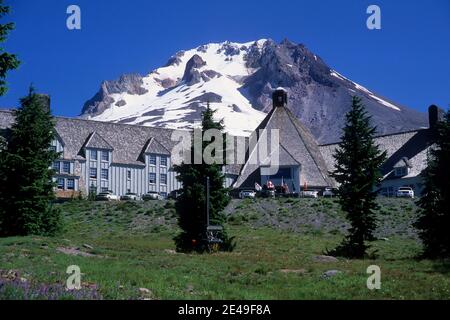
0,197,449,300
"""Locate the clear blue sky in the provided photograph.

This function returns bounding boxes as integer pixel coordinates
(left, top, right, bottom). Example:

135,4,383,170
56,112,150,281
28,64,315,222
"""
1,0,449,116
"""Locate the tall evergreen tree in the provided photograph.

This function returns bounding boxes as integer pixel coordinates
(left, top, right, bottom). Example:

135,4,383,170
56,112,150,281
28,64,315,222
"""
329,96,387,258
415,110,450,258
0,88,62,237
0,0,20,96
173,103,234,252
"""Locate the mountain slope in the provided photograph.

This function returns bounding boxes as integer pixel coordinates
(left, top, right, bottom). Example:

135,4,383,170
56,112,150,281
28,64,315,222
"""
80,39,428,143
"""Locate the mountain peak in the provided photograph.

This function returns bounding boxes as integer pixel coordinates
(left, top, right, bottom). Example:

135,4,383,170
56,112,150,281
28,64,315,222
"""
182,54,207,84
80,39,427,142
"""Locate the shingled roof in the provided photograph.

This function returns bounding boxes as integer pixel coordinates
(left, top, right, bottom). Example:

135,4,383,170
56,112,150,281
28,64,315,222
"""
233,100,333,188
319,128,432,181
0,109,191,166
0,109,246,174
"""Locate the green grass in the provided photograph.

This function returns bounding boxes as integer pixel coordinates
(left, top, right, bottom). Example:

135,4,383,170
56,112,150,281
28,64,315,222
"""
0,198,449,300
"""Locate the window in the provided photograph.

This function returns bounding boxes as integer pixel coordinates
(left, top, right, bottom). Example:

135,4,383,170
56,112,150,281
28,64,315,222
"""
127,169,132,180
160,156,167,167
101,168,109,180
101,187,108,193
50,145,57,152
67,179,75,190
91,150,98,160
149,173,156,184
160,173,167,185
149,155,156,165
101,151,109,162
62,162,70,174
52,161,60,172
57,178,64,190
160,192,167,198
89,168,97,179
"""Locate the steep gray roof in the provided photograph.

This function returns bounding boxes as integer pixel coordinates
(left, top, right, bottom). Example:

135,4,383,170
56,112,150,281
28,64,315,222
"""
319,129,432,181
0,109,244,174
0,109,190,166
234,105,333,188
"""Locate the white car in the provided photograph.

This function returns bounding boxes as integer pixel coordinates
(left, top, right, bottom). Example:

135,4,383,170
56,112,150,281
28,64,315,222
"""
300,190,319,198
96,191,120,201
396,187,414,198
323,187,335,197
142,191,163,201
120,192,139,201
239,190,256,199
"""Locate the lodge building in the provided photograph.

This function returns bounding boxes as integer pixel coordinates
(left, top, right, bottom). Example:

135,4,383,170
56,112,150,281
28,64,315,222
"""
0,90,442,198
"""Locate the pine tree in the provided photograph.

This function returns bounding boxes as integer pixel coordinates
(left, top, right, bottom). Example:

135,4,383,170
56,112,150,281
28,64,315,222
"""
329,96,387,258
415,110,450,258
0,88,62,237
173,103,234,252
0,0,20,96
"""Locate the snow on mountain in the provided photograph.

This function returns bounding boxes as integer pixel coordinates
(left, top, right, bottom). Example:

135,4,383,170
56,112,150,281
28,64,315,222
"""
82,40,268,136
81,39,427,143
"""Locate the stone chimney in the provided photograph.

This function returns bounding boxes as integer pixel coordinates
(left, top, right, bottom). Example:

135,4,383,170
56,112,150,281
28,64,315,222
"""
272,87,288,108
428,104,444,129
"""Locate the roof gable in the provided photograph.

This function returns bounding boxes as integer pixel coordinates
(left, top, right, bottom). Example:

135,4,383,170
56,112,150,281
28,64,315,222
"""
142,137,171,156
84,131,113,150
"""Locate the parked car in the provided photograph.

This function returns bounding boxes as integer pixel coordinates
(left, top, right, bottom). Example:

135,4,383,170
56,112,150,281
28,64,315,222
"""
142,191,163,201
396,187,414,198
239,190,256,199
300,190,319,198
96,191,120,201
120,192,139,201
322,187,335,197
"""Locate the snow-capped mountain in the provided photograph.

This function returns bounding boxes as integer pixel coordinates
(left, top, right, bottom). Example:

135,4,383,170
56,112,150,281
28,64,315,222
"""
81,39,427,143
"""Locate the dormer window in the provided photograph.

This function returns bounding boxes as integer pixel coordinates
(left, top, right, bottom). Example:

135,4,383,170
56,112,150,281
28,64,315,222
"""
149,155,156,166
101,150,109,162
